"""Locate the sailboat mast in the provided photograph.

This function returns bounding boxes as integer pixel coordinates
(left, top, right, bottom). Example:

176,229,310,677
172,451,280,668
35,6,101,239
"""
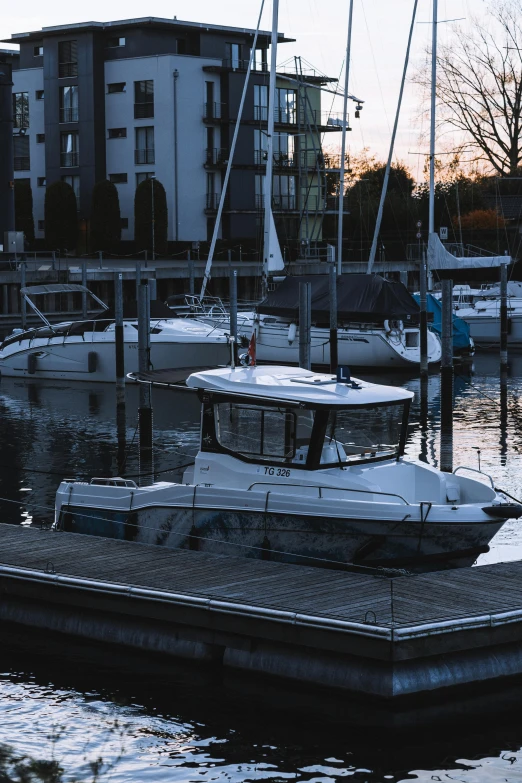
429,0,438,235
336,0,354,276
262,0,279,295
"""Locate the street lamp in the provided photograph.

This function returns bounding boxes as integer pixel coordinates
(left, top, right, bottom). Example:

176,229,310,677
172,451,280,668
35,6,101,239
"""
150,175,156,263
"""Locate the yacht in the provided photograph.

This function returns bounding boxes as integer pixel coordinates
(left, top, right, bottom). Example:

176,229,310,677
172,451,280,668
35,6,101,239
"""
54,364,520,571
454,287,522,346
0,284,231,382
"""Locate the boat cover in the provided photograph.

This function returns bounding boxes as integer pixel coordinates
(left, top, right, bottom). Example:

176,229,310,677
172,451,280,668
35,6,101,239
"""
259,274,420,323
413,293,471,352
428,233,510,269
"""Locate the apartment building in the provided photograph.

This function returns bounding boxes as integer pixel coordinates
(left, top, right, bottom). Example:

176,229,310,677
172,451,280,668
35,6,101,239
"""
3,17,342,247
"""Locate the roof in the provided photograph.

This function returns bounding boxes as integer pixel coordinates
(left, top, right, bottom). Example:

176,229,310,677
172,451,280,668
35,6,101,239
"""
186,365,414,406
3,17,293,44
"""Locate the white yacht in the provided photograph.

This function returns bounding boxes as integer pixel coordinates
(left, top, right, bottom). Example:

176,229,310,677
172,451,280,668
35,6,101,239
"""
54,364,520,571
455,287,522,346
0,284,231,382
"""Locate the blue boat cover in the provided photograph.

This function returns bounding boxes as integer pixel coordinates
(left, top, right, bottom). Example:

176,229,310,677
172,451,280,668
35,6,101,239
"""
413,293,471,352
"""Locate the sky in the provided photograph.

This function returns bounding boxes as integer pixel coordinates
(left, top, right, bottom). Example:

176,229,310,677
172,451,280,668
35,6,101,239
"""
1,0,484,182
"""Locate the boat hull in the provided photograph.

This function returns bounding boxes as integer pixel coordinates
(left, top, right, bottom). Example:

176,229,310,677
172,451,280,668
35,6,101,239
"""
58,501,502,572
459,313,522,346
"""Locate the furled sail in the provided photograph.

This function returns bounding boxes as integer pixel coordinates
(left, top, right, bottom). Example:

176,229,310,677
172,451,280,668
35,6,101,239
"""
428,233,510,270
266,210,285,273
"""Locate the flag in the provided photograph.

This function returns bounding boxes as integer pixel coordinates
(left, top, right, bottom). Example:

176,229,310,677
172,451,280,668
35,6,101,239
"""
248,330,256,366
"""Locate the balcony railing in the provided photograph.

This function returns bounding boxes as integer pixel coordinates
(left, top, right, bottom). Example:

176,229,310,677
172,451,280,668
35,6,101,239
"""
255,194,298,210
134,102,154,119
253,106,297,124
325,195,350,212
60,151,79,167
254,150,297,167
221,58,268,72
135,148,155,164
14,157,30,171
60,107,79,123
204,102,225,120
59,62,78,78
13,113,29,130
205,148,228,166
205,193,221,210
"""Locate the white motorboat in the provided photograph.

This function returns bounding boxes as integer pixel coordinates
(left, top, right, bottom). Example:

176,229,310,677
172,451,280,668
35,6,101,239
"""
455,291,522,347
0,284,231,382
54,364,520,571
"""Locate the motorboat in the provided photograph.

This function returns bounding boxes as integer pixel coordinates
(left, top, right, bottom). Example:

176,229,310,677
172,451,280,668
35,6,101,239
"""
455,290,522,347
54,364,521,571
0,284,231,382
412,292,475,359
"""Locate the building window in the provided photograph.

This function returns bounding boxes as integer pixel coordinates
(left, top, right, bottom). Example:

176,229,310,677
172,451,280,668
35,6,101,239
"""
135,126,154,164
276,88,297,124
108,82,126,93
13,136,30,171
225,42,241,69
108,128,126,139
134,80,154,119
273,174,296,209
60,85,78,123
58,40,78,78
60,132,79,167
107,36,126,47
35,90,44,100
109,173,128,184
255,173,265,208
37,177,46,187
61,174,80,203
136,172,155,185
121,217,129,229
38,220,45,231
33,45,43,57
254,85,268,122
36,133,45,144
13,93,29,129
206,172,218,209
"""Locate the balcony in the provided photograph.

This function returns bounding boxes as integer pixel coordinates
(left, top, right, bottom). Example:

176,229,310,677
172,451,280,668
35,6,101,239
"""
60,152,79,167
255,194,298,211
14,157,30,171
59,62,78,78
205,148,228,166
254,150,296,167
60,107,79,123
134,102,154,119
221,58,268,72
204,102,225,121
135,148,155,165
205,193,221,211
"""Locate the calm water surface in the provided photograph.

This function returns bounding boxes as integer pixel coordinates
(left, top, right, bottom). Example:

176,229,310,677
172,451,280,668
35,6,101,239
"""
1,353,522,781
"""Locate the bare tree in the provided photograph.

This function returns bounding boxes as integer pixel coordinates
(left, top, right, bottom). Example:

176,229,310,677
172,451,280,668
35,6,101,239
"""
415,0,522,176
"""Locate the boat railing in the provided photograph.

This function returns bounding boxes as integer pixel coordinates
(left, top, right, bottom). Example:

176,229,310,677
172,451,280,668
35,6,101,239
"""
246,481,410,505
453,465,495,488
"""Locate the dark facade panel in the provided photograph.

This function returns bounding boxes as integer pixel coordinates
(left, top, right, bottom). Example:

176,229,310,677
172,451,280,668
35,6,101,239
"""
103,28,200,61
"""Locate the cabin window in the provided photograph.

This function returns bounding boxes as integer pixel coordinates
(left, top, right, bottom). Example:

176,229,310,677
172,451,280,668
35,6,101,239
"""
214,403,315,464
322,404,405,465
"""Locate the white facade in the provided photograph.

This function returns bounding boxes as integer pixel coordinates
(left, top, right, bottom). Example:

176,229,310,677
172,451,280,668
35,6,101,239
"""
104,54,220,242
12,68,45,239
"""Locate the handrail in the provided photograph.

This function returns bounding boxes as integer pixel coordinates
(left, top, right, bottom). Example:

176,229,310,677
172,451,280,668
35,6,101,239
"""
453,465,495,489
247,481,410,505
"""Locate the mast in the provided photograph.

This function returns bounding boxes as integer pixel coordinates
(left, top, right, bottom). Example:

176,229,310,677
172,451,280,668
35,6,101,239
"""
336,0,354,276
429,0,438,236
262,0,279,296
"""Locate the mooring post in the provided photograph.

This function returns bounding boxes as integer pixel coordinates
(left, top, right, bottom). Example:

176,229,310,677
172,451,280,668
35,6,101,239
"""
419,250,428,378
114,272,124,383
138,283,153,485
81,262,88,319
98,250,103,269
299,281,311,370
148,277,157,301
228,248,232,269
329,261,338,373
135,261,141,301
51,251,56,271
500,262,508,371
20,262,27,330
500,367,508,464
188,250,194,296
229,268,238,365
440,278,454,472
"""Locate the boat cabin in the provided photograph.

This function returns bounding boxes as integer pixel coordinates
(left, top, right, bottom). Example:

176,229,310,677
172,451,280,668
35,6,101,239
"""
187,366,413,471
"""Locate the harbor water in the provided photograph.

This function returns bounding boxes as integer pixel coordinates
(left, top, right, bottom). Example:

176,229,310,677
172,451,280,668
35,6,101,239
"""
1,353,522,779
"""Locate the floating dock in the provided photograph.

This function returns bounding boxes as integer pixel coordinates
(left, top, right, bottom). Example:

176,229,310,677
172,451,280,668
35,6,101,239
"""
2,524,522,699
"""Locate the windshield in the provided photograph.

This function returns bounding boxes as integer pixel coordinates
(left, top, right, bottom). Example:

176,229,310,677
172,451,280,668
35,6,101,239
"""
322,403,405,465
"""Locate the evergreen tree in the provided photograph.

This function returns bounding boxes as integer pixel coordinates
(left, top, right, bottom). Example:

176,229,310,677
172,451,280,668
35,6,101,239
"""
44,181,78,251
90,180,121,252
14,179,35,245
134,178,168,255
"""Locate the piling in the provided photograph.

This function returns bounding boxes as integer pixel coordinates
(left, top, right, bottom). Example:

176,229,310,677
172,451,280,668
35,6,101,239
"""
299,281,312,370
135,262,142,301
81,262,88,319
329,262,338,373
188,251,194,296
148,278,157,301
114,272,124,382
98,251,103,269
500,263,508,370
440,279,453,472
419,250,428,378
500,368,508,465
229,269,238,364
20,262,26,330
138,283,153,485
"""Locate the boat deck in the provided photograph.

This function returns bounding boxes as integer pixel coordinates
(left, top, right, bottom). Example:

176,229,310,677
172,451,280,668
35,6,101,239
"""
2,524,522,698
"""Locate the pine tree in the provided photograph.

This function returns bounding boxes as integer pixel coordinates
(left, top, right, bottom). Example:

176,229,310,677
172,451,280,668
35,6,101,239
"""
44,181,78,251
134,178,168,255
14,179,35,245
90,180,121,253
